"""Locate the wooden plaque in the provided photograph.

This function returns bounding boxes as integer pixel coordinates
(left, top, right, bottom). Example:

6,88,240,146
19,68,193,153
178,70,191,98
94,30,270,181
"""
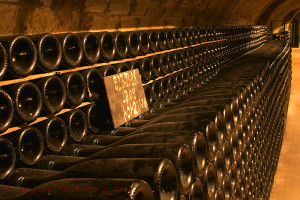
103,69,149,128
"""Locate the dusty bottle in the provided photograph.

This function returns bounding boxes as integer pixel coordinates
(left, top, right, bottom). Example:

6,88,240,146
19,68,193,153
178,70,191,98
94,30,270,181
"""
126,32,140,57
149,55,161,78
0,136,16,181
148,30,159,52
8,158,178,200
115,63,130,73
60,72,86,107
139,31,150,55
7,81,42,123
0,89,14,133
81,68,102,102
166,29,175,49
137,58,152,83
0,178,154,200
55,33,83,68
35,76,66,114
158,30,167,50
34,116,67,154
30,33,62,72
184,177,204,200
60,109,88,143
98,32,116,62
78,32,100,65
159,54,169,75
113,32,128,59
0,35,37,77
80,103,104,134
5,126,43,166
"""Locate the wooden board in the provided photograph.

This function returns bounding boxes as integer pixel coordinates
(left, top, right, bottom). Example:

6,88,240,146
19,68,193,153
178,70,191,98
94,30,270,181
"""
103,69,149,128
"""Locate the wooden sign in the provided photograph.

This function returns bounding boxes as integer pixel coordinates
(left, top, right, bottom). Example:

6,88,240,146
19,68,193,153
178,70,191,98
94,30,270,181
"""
103,69,149,128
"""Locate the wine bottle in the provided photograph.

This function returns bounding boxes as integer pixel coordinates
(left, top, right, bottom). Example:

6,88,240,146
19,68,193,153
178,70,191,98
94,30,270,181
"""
173,29,182,47
98,32,116,62
60,109,88,143
115,63,130,73
98,64,117,77
148,30,159,52
139,31,150,55
5,126,43,166
8,158,178,200
193,28,201,44
80,68,102,102
8,81,42,123
182,50,190,67
149,55,161,78
175,51,184,69
166,29,175,49
35,76,66,114
34,116,67,154
180,29,188,47
55,33,83,68
184,177,204,200
168,52,177,72
187,28,195,45
29,33,62,72
78,32,100,65
113,32,128,60
0,136,16,181
159,54,169,75
60,72,86,107
158,30,167,50
201,163,217,200
0,42,7,80
126,32,140,57
0,178,154,200
0,89,14,133
143,84,153,106
136,58,152,83
80,103,103,134
151,80,162,102
160,78,170,99
0,35,37,78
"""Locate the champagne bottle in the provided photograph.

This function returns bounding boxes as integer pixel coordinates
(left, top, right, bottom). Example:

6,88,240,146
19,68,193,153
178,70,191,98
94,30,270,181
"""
201,163,217,200
115,63,130,73
0,35,37,78
55,33,83,68
78,32,100,65
8,81,42,123
137,58,152,83
60,109,88,143
34,116,67,154
159,54,169,75
187,28,195,45
166,29,175,49
6,126,43,166
98,65,117,77
0,42,7,80
35,76,66,114
180,29,188,47
0,136,16,180
184,177,204,200
113,32,128,59
80,103,103,134
8,158,178,200
168,52,177,72
175,51,184,69
143,84,154,106
126,32,140,57
139,31,150,55
98,32,116,62
30,33,62,72
60,72,86,107
80,68,102,102
0,89,14,133
151,80,162,102
148,30,159,52
158,30,167,50
149,55,160,78
173,29,182,47
0,178,154,200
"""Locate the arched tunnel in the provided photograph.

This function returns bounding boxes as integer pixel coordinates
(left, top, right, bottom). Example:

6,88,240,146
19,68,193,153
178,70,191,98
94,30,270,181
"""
0,0,299,200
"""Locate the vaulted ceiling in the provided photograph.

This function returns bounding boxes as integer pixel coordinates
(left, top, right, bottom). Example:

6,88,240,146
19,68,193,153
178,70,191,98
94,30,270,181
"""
0,0,299,35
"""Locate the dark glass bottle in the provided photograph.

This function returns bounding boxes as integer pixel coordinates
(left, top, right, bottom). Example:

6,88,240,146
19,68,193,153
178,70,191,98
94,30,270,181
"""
168,52,177,72
151,80,162,102
8,81,42,123
98,32,116,62
139,31,150,55
0,178,154,200
187,28,195,45
180,29,189,47
80,103,104,134
78,32,100,65
135,58,152,83
126,32,140,57
159,54,169,75
98,64,117,77
173,29,182,47
36,76,66,114
0,35,37,78
60,72,86,107
113,31,128,60
166,29,175,49
115,63,130,73
184,177,204,200
158,29,167,50
81,68,102,102
8,158,178,200
6,126,44,166
144,84,153,106
160,78,170,99
0,42,7,80
149,30,159,52
60,109,88,143
149,55,161,78
0,136,16,181
55,33,83,68
0,89,14,133
30,33,62,72
35,116,68,154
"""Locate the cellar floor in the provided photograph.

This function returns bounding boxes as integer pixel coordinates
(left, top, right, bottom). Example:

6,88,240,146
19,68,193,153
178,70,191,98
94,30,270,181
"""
270,48,300,200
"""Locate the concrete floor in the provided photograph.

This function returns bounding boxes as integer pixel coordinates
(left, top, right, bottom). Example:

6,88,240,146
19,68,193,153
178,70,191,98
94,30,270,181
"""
270,48,300,200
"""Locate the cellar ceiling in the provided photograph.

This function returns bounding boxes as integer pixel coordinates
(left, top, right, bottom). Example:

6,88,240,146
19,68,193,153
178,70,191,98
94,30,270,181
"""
0,0,298,35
